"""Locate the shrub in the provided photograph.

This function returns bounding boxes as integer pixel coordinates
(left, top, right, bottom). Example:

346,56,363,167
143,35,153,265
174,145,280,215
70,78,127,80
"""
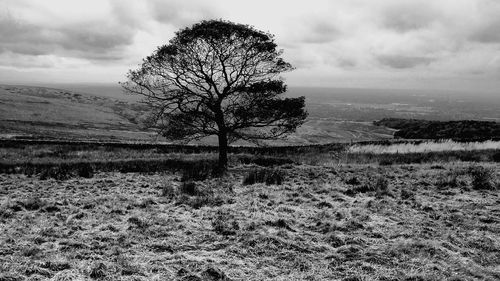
242,168,285,185
468,166,497,190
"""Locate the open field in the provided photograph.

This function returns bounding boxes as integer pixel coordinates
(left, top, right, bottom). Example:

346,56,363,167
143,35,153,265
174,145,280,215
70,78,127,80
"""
1,157,499,280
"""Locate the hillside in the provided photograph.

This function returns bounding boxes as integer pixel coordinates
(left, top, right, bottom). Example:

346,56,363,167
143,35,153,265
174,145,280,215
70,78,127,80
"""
0,85,394,144
0,85,154,141
375,118,500,140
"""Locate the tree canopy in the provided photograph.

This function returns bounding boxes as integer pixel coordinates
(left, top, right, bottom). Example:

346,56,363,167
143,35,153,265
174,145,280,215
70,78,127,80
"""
121,19,307,170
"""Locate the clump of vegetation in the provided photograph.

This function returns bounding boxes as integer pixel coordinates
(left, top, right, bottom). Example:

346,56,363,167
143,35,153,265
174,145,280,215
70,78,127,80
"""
469,166,497,190
400,188,415,200
76,163,94,178
345,176,392,197
161,184,176,198
375,118,500,140
435,172,461,189
212,209,240,236
242,168,285,185
179,181,198,196
89,261,108,279
493,151,500,162
180,160,217,181
168,180,231,209
374,176,392,198
345,176,360,185
237,155,295,167
379,159,393,166
39,165,73,180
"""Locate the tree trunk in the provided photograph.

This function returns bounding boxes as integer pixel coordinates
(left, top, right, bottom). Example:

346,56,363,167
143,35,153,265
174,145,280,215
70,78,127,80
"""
217,132,228,173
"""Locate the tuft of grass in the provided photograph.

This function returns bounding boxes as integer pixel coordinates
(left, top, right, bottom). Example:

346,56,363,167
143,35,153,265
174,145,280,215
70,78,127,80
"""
212,209,239,236
180,160,217,182
468,165,497,190
179,181,198,196
435,172,461,189
161,184,176,197
374,176,392,198
89,262,107,279
20,198,46,211
242,168,285,186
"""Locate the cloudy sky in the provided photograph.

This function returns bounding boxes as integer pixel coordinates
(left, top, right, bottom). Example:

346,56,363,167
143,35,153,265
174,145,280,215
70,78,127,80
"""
1,0,500,93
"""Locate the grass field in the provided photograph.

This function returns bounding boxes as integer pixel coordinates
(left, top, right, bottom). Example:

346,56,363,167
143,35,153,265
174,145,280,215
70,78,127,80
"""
0,142,499,280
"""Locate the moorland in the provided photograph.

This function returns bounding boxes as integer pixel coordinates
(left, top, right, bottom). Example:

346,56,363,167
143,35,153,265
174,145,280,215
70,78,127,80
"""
0,84,499,280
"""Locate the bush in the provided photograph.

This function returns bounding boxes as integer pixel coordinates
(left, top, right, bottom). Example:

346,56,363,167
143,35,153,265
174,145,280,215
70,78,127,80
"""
242,168,285,185
469,166,497,190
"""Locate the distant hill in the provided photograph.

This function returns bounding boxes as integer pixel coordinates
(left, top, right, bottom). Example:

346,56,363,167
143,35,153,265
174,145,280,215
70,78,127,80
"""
375,118,500,140
0,85,394,144
0,85,154,141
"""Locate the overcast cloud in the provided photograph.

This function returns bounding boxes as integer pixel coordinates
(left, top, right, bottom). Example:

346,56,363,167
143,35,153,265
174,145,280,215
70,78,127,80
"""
1,0,499,93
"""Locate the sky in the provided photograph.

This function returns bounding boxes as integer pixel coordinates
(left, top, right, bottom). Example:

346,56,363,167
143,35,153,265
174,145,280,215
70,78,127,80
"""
1,0,500,93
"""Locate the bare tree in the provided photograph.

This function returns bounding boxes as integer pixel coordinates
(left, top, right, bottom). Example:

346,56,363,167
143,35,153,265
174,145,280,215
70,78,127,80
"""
121,20,307,171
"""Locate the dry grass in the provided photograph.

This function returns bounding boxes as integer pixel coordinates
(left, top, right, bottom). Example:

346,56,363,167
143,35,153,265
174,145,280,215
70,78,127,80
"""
349,140,500,154
1,160,499,280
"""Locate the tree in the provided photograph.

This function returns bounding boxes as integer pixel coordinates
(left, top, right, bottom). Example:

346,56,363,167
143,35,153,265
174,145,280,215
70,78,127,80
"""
121,20,307,171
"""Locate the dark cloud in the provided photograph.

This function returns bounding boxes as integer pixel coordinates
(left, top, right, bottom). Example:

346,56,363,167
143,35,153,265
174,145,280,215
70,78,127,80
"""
0,12,134,63
381,3,438,32
470,20,500,43
377,55,435,69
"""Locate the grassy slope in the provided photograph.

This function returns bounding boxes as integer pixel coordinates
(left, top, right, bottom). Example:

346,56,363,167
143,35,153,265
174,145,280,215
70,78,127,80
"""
1,162,499,280
0,85,154,141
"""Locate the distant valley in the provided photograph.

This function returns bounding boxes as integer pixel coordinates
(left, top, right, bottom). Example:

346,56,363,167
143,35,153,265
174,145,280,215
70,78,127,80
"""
1,84,499,144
